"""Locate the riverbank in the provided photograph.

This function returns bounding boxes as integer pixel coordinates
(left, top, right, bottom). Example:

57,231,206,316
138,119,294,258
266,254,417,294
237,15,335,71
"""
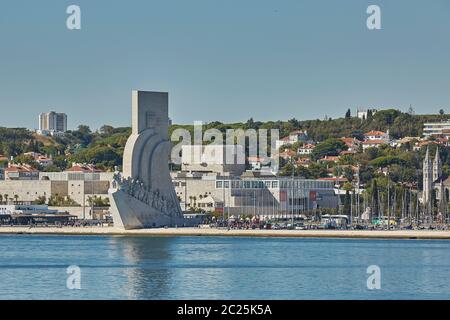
1,226,450,239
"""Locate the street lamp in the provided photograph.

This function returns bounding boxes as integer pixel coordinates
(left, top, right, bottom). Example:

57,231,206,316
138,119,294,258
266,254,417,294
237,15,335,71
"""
91,162,95,220
289,156,295,227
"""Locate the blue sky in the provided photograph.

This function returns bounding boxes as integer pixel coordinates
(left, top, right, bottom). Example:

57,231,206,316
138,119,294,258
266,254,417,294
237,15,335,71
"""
1,0,449,130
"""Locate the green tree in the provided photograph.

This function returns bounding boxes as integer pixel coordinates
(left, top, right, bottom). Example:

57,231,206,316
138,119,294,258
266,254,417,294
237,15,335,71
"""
12,154,38,168
372,180,379,219
48,195,80,207
33,196,47,205
100,125,115,136
72,125,93,146
311,138,346,160
345,109,351,119
308,163,329,179
42,165,62,172
343,167,354,182
279,162,296,177
343,190,351,216
87,196,110,207
288,118,299,128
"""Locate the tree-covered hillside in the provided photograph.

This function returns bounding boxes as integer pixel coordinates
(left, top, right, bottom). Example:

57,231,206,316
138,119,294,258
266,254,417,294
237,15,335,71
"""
171,109,450,142
0,109,448,172
0,125,130,171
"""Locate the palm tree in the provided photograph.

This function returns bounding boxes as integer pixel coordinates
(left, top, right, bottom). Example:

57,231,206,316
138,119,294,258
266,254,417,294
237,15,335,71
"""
4,194,8,205
0,194,3,204
13,195,19,204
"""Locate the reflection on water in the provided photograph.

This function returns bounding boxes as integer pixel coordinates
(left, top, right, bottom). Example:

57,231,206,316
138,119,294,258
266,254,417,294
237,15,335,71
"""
113,237,173,299
0,235,450,299
109,237,234,300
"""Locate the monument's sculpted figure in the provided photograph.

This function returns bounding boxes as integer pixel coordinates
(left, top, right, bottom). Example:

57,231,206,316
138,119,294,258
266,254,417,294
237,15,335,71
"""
109,91,184,229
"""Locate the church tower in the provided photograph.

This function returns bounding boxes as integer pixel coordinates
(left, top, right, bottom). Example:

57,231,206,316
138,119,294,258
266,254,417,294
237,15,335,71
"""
433,147,442,182
423,147,433,206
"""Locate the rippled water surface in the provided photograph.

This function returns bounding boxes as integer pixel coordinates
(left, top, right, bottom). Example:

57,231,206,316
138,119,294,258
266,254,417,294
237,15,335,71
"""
0,235,449,299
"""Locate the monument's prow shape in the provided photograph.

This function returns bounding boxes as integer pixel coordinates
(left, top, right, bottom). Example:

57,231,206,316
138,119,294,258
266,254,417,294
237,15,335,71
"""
109,91,184,229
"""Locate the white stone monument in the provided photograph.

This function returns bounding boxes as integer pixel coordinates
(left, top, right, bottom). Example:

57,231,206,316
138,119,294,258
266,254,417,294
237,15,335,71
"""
108,91,185,229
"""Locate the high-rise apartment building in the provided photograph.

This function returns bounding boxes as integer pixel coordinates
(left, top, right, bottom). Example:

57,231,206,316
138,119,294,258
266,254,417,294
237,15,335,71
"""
38,112,67,135
423,120,450,138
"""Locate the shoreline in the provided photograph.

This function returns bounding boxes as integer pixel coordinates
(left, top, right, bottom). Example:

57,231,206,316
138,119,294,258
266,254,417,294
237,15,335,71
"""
1,226,450,240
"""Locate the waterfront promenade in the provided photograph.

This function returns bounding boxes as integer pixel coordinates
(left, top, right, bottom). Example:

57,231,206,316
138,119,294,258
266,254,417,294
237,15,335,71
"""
1,226,450,239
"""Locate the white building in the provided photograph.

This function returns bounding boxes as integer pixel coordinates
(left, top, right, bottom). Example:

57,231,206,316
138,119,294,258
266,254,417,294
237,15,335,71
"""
39,170,113,207
356,108,377,120
364,130,389,141
171,171,338,216
0,204,75,224
297,143,315,155
38,111,67,136
362,130,390,150
0,204,59,216
423,121,450,138
181,145,246,176
23,152,53,167
0,166,114,219
275,130,309,150
247,156,263,171
3,164,40,180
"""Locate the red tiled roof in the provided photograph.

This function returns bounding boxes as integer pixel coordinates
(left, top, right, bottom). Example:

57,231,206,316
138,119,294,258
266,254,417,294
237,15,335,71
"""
364,131,386,136
341,137,361,147
418,141,431,147
279,150,296,158
299,143,315,149
320,156,340,162
4,164,38,173
341,137,355,143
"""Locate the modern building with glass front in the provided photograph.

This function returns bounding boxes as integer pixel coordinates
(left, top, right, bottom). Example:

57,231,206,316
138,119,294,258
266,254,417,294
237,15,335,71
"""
172,172,338,217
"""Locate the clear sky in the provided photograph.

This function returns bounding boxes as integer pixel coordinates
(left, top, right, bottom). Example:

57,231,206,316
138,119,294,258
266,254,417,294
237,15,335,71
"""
1,0,449,130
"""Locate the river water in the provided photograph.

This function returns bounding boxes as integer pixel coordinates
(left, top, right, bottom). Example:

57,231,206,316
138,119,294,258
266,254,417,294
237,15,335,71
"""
0,235,449,299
